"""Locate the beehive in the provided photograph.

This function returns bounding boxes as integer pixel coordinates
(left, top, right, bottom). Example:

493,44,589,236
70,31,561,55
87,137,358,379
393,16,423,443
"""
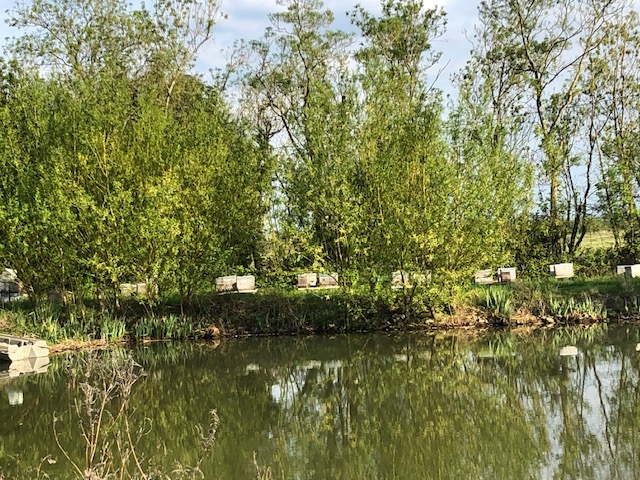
297,273,318,289
474,269,495,284
549,263,574,279
318,273,339,288
498,267,517,283
236,275,256,292
616,264,640,278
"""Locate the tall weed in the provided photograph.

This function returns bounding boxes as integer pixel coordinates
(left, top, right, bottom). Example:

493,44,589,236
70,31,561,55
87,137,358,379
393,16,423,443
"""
483,287,515,321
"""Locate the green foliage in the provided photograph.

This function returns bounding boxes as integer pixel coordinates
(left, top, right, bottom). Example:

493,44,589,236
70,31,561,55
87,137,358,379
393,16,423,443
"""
132,315,194,340
4,0,640,325
545,295,608,320
0,1,272,302
573,247,617,277
512,216,561,279
100,316,127,342
482,286,515,322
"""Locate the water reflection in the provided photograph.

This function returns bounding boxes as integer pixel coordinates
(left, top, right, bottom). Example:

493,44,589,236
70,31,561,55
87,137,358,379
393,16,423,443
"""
4,385,23,406
1,356,49,408
0,327,640,479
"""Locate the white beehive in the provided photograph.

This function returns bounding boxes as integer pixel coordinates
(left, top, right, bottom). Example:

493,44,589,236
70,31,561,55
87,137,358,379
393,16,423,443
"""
616,264,640,278
236,275,256,292
549,263,574,279
297,273,318,289
215,276,237,293
392,271,431,289
498,267,517,283
474,269,495,284
318,273,339,288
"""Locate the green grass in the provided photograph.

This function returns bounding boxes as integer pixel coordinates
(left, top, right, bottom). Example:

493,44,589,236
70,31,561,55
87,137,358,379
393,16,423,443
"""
580,230,616,249
526,275,638,297
469,275,636,322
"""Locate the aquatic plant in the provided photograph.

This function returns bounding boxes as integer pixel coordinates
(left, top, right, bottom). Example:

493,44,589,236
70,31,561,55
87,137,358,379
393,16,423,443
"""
132,315,194,340
623,296,640,316
546,295,607,320
99,316,127,342
483,287,515,321
46,352,221,479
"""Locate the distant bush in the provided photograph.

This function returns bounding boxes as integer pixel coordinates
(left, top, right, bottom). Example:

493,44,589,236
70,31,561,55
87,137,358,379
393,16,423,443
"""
573,247,617,277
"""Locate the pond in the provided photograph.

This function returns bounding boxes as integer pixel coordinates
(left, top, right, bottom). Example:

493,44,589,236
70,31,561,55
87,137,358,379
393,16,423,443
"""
1,326,640,479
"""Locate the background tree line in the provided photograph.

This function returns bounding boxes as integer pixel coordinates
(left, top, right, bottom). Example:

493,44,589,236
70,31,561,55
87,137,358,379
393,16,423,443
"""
0,0,639,306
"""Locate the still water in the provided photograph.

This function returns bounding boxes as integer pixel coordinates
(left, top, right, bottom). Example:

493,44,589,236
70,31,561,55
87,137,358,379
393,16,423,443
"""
1,326,640,479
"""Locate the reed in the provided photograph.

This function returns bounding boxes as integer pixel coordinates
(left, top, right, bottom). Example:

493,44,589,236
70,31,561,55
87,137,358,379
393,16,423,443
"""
99,316,127,341
546,295,607,320
483,287,515,321
131,315,195,340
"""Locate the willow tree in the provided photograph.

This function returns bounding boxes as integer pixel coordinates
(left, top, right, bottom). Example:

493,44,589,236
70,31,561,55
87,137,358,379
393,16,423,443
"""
0,68,82,295
239,0,360,276
587,4,640,253
0,0,271,302
472,0,621,256
345,0,533,288
447,68,533,274
8,0,222,105
349,0,449,282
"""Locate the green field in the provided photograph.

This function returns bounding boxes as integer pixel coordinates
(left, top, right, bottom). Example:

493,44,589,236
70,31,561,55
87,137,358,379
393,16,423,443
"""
580,230,616,249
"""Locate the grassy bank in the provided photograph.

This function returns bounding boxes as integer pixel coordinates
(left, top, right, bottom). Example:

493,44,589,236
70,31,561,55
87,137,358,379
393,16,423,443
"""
2,275,640,349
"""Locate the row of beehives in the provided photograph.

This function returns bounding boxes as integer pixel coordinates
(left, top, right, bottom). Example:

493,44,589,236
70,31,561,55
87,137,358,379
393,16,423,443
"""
297,273,339,289
119,277,259,296
475,264,572,284
115,263,640,297
540,263,640,280
475,262,640,284
0,269,27,303
301,271,428,289
474,267,518,285
216,275,258,294
10,260,640,302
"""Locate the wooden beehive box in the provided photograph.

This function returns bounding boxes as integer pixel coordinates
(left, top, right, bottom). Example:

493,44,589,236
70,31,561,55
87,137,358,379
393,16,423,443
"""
549,263,574,279
474,269,496,284
318,273,339,288
498,267,517,283
119,283,138,297
616,264,640,278
215,275,237,293
392,271,431,289
236,275,256,293
297,273,318,289
392,271,409,289
119,282,156,298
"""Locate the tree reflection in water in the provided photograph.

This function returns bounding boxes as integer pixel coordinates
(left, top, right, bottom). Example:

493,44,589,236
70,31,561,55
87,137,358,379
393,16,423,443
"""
1,326,640,479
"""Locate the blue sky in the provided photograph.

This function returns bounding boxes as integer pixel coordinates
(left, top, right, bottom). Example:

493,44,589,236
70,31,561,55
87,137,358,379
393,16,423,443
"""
203,0,476,86
0,0,477,91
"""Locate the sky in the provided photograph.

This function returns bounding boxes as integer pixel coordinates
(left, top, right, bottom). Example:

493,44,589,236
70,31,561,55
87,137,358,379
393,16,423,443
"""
207,0,476,86
0,0,478,92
